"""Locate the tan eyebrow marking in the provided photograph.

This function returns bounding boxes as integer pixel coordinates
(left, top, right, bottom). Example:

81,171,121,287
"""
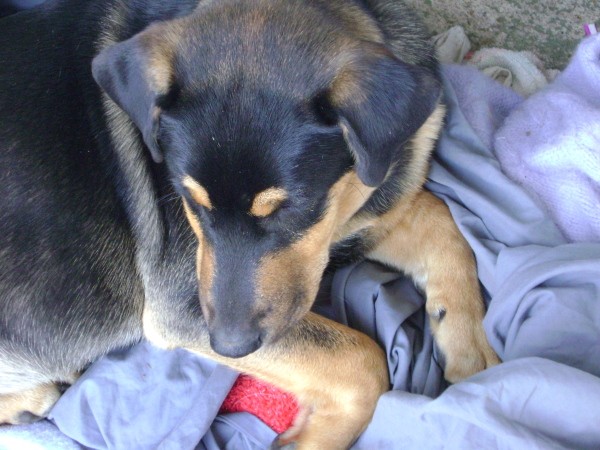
182,175,213,210
250,187,288,217
182,198,203,237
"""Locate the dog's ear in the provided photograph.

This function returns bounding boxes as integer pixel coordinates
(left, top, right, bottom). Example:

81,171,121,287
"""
325,44,441,187
92,32,176,163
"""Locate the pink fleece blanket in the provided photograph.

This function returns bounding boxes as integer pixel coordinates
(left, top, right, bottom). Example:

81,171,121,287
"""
495,34,600,242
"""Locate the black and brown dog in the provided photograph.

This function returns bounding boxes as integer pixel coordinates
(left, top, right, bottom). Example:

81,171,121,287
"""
0,0,499,448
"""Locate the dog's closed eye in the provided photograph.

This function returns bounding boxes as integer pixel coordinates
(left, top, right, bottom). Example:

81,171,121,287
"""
250,188,288,218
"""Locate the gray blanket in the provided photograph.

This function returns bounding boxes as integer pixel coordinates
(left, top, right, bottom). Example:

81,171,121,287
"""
1,64,599,450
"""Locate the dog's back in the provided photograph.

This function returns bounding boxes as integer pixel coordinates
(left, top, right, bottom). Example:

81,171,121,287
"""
0,2,145,395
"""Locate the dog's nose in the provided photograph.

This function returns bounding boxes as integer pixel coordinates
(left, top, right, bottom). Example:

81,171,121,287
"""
209,329,263,358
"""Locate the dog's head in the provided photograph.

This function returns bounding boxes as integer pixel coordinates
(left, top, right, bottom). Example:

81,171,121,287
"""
92,1,440,357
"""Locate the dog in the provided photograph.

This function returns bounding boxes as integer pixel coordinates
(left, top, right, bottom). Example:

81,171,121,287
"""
0,0,499,448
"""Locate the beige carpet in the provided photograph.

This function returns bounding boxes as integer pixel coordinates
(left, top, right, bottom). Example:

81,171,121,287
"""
405,0,598,69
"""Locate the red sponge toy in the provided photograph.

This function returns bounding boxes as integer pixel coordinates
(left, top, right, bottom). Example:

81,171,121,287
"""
219,374,300,434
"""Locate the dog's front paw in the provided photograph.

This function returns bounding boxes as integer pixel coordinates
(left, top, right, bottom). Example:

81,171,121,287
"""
430,306,500,383
272,334,388,450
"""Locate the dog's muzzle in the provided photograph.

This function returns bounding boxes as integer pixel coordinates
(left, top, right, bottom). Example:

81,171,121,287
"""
209,327,263,358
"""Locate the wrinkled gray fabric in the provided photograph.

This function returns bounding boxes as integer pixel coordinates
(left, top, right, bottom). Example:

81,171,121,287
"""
349,65,600,449
48,342,240,450
197,414,275,450
355,358,600,450
3,64,600,450
331,263,448,398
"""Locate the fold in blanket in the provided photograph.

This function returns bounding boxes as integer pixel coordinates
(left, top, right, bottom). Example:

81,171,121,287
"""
2,51,600,450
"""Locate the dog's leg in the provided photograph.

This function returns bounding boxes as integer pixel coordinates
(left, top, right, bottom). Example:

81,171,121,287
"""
0,383,64,425
210,315,389,450
148,312,388,450
0,372,79,425
367,189,499,382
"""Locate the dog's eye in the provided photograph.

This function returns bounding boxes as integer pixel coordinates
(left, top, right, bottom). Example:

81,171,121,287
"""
254,202,286,224
249,188,289,219
254,200,290,223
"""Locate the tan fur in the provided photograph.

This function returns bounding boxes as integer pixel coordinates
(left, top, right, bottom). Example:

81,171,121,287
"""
182,312,389,450
367,190,500,381
182,198,216,314
330,103,499,380
0,384,62,424
332,104,445,242
332,171,377,226
242,101,498,448
327,57,368,108
254,172,375,338
139,22,185,95
182,175,213,210
182,198,203,237
322,103,499,382
197,240,216,318
160,100,495,449
329,43,397,110
323,3,384,44
255,217,332,335
250,187,288,217
398,103,447,193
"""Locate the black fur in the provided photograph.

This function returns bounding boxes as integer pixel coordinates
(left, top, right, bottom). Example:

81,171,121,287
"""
328,231,375,270
0,0,440,412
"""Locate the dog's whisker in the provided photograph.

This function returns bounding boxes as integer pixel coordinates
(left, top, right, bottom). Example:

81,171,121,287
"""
157,193,181,206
